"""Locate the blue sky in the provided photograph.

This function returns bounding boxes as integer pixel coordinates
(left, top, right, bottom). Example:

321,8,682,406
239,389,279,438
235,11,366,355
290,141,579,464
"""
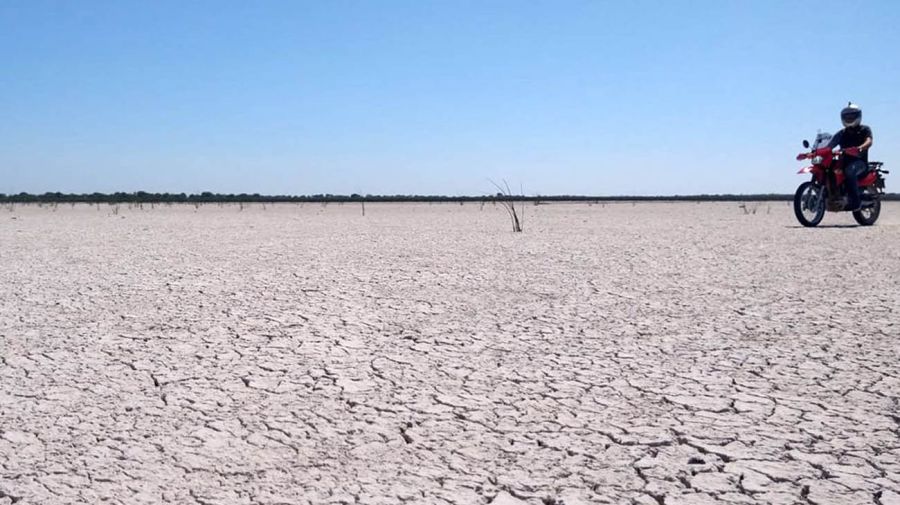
2,0,898,196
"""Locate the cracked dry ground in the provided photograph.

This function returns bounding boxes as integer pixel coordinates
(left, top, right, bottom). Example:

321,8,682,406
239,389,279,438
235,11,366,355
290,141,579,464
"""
1,203,899,505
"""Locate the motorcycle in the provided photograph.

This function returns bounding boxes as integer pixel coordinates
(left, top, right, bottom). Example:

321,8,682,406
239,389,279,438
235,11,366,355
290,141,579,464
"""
793,132,888,227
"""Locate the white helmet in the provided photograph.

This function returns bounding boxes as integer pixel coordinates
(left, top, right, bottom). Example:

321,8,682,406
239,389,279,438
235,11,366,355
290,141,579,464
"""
841,102,862,128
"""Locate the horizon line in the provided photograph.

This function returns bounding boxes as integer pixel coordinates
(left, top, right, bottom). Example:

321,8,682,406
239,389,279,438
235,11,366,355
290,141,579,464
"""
3,191,900,203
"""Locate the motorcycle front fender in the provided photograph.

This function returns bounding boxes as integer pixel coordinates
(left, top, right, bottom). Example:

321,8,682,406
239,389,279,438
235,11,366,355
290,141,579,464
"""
797,166,814,174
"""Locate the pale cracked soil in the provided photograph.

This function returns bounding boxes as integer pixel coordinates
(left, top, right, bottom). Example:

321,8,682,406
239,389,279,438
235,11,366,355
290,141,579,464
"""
1,202,899,505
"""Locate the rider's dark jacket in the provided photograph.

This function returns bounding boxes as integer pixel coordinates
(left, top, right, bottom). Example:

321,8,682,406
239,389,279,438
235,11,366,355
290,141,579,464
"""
828,125,873,163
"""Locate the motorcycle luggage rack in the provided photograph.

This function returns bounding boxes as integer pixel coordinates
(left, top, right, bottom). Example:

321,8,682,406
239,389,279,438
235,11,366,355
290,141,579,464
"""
869,161,889,174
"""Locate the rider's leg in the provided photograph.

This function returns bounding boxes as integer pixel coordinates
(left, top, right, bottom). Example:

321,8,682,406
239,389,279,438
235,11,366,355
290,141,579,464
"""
843,159,866,210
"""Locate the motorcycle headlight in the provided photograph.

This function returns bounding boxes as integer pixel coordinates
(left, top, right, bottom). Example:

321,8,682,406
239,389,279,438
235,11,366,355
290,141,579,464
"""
811,155,824,164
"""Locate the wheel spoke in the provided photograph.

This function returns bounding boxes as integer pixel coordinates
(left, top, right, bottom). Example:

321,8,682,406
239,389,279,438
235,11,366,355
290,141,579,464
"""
794,182,826,227
801,186,822,220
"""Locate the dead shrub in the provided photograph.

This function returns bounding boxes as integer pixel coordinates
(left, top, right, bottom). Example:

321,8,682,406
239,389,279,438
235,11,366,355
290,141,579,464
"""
490,179,524,232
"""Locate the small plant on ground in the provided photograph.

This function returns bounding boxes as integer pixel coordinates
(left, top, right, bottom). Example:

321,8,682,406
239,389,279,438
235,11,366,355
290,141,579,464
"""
739,202,759,215
490,179,524,232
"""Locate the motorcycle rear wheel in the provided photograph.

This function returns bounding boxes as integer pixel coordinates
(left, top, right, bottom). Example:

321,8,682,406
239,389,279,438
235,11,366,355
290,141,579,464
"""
852,188,880,226
794,181,826,227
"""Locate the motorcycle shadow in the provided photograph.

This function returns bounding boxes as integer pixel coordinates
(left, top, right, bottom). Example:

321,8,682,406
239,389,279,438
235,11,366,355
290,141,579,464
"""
784,224,861,229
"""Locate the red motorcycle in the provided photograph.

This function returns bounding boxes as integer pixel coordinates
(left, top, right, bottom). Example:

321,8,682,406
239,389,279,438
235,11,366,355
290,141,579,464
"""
794,133,888,227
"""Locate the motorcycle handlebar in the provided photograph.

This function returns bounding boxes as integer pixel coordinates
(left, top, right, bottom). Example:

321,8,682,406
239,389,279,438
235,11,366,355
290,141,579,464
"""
796,148,860,161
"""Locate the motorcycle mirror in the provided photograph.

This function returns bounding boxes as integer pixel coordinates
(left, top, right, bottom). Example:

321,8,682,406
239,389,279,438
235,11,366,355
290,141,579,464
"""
802,140,810,149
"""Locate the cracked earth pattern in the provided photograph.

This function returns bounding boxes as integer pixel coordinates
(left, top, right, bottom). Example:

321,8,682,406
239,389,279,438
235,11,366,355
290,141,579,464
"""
1,202,900,505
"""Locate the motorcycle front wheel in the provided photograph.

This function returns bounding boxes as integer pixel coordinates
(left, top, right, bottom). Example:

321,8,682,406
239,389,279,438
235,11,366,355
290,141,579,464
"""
852,187,881,226
794,181,826,227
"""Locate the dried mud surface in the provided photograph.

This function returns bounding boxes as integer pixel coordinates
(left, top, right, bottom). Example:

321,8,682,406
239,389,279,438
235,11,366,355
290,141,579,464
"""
1,202,899,505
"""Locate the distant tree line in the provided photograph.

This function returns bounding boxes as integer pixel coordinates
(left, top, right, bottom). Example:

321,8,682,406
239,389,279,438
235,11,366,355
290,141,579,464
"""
1,191,897,204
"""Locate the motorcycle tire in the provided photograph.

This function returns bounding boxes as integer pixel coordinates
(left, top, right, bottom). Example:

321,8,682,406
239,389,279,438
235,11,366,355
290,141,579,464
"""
852,189,881,226
793,181,826,227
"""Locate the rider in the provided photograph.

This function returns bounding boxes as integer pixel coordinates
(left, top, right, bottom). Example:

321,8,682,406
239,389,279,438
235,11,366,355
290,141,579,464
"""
827,103,873,211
